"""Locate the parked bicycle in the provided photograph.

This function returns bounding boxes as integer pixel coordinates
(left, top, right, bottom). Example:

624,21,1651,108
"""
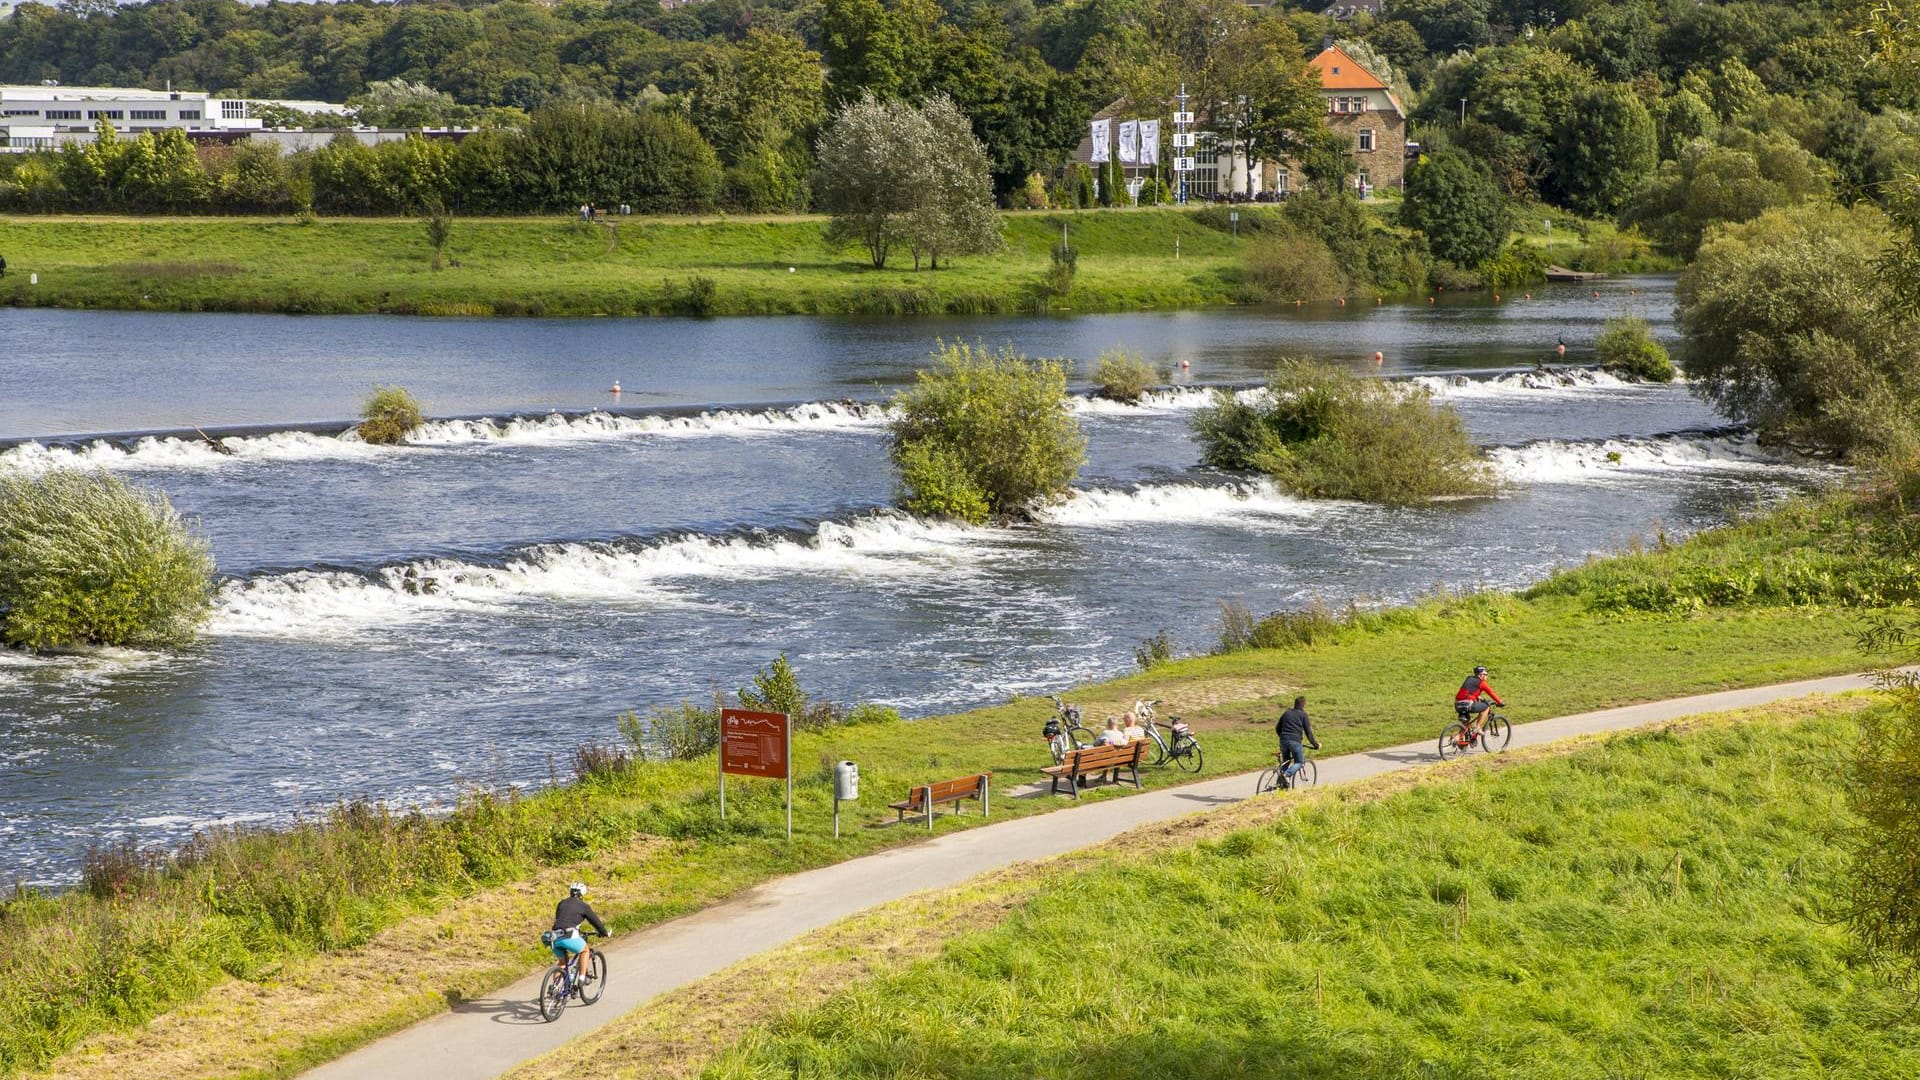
1044,695,1095,765
1139,703,1204,773
1134,699,1170,765
536,927,607,1022
1438,709,1511,760
1254,749,1316,794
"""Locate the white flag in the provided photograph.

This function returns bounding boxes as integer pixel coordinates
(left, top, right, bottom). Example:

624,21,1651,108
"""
1138,120,1161,165
1118,120,1139,164
1090,118,1110,164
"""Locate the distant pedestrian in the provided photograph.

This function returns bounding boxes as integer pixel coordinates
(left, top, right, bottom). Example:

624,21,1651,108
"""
0,254,8,278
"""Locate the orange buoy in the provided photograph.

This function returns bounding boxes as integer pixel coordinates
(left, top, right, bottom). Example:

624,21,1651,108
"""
1428,296,1436,304
1373,351,1384,364
1494,293,1501,302
610,381,622,394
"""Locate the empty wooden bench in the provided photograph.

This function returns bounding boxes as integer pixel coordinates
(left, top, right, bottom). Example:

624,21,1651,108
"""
890,772,992,828
1041,741,1147,798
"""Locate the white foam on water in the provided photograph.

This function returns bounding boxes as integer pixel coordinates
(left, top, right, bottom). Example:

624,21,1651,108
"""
211,513,995,639
1073,386,1271,415
1490,433,1820,484
1412,367,1641,400
1033,479,1322,527
0,430,382,473
409,401,895,446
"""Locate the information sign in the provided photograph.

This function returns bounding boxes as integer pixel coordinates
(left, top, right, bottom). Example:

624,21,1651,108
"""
717,708,793,838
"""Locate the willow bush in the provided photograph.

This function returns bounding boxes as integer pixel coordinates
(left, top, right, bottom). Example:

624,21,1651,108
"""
1090,349,1158,403
0,469,215,650
1595,315,1675,382
1192,360,1496,505
357,384,423,445
890,342,1086,523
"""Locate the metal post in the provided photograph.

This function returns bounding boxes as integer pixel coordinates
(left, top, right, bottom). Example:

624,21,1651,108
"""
833,788,840,839
784,716,793,842
718,748,725,821
982,775,990,818
1459,98,1467,124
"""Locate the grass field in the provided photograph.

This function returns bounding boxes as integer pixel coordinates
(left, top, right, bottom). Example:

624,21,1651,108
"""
0,203,1670,318
11,491,1910,1078
0,209,1250,318
641,701,1918,1080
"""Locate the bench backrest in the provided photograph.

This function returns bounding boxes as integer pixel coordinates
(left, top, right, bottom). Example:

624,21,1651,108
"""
1066,741,1146,772
907,773,990,807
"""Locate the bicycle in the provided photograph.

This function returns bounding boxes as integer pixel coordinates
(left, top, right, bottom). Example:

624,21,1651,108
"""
1156,715,1203,773
1044,695,1095,765
1254,748,1316,794
536,928,607,1022
1438,709,1511,760
1134,699,1170,766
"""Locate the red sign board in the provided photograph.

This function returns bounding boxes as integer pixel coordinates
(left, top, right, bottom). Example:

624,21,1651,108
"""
720,708,790,778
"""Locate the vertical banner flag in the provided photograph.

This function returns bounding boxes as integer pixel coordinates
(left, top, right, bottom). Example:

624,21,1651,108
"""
1138,119,1161,165
1117,120,1139,164
1090,118,1110,163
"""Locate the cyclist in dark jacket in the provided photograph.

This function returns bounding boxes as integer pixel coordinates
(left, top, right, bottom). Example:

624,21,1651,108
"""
1275,696,1321,789
550,883,610,983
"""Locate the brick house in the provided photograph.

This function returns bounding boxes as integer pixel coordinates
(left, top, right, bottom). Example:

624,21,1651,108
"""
1264,45,1408,197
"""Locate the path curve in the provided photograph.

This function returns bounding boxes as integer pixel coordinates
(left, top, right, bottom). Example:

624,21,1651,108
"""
302,671,1886,1080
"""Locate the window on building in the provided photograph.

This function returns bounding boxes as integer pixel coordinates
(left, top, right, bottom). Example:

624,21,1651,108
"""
220,100,248,119
130,109,166,120
177,109,201,120
46,109,81,120
1276,168,1290,194
4,108,41,116
1186,134,1220,199
86,109,125,120
1358,128,1374,152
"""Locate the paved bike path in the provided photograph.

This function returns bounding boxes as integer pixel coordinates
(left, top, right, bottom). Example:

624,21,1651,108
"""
301,671,1885,1080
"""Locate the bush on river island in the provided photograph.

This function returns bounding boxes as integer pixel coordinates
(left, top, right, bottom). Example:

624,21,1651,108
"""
357,384,424,445
1191,360,1497,505
890,342,1086,524
0,469,214,651
1594,315,1675,382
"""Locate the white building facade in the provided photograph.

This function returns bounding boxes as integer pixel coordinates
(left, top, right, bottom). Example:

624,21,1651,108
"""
2,84,268,152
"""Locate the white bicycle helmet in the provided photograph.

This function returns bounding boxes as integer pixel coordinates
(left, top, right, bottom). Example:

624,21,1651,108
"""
569,882,587,896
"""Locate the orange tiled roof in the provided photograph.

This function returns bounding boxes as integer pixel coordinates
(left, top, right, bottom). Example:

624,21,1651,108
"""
1310,46,1388,90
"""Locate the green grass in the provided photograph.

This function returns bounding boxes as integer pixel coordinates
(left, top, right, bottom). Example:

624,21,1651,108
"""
7,493,1911,1076
0,210,1249,318
0,203,1650,318
701,705,1920,1079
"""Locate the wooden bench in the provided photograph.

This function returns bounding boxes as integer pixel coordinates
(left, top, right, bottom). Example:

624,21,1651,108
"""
1040,741,1147,798
889,773,991,828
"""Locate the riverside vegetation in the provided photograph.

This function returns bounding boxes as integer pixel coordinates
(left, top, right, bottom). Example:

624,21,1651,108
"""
7,482,1917,1077
0,470,213,651
355,386,425,446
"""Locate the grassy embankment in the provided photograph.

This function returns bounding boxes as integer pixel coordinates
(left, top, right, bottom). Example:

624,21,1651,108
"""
524,699,1916,1079
0,204,1664,318
13,491,1913,1079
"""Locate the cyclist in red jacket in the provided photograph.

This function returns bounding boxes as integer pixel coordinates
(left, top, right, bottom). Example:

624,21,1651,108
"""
1455,666,1504,733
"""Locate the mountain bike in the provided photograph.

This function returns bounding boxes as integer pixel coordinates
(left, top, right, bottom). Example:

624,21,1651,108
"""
1254,749,1316,794
536,929,607,1022
1044,695,1095,765
1438,709,1511,760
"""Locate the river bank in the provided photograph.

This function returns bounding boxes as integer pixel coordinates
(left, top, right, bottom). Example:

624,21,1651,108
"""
0,206,1666,318
6,486,1908,1077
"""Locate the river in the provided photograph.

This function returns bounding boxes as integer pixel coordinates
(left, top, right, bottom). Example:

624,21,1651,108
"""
0,279,1834,883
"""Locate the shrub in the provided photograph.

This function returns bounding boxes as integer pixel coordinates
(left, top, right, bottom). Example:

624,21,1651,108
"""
623,700,721,762
1481,240,1547,289
1845,624,1920,985
357,385,423,445
1134,629,1175,670
1401,149,1513,268
1092,349,1158,403
1046,240,1076,300
1594,316,1675,382
890,342,1086,523
0,470,215,650
1017,171,1049,209
1216,599,1258,654
894,438,991,521
571,742,632,782
738,653,807,718
1242,225,1346,301
667,275,718,316
1192,360,1497,505
422,201,453,270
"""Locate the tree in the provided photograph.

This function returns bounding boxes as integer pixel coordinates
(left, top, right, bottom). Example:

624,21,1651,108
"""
813,93,924,268
1625,131,1827,255
889,342,1086,522
1651,88,1717,160
1547,83,1656,215
815,93,999,270
1676,202,1917,457
1401,148,1511,267
905,95,1003,269
818,0,939,106
350,78,459,128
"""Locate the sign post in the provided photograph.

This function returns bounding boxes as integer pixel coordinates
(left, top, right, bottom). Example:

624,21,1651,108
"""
718,708,793,840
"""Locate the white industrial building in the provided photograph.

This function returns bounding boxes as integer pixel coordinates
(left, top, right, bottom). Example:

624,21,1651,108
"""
1,84,361,152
